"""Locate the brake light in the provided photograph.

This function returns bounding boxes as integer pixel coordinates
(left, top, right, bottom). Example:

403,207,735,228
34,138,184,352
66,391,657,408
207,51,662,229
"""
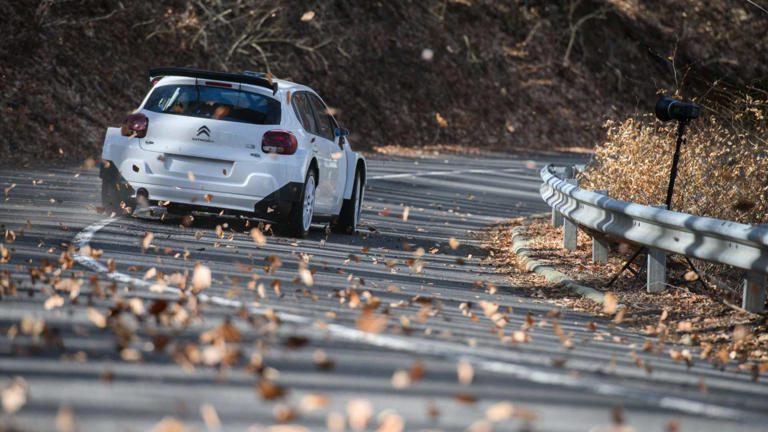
121,113,149,138
205,81,233,88
262,130,298,155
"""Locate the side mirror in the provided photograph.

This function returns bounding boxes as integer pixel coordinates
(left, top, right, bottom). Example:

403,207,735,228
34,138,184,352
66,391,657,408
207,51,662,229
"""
334,127,350,137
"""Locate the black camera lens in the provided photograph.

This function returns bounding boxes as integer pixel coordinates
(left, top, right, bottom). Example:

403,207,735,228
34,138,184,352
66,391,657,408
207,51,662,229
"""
655,96,700,122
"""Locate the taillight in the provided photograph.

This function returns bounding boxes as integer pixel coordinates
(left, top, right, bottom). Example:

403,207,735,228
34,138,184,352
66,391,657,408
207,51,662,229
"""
262,130,298,155
121,113,149,138
205,81,233,88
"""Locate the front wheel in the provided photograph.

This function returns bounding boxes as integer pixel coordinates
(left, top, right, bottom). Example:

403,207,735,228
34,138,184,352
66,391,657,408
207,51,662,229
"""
332,169,363,234
281,170,317,238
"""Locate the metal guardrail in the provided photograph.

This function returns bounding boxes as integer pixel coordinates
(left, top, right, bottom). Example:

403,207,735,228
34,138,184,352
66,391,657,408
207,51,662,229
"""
540,164,768,312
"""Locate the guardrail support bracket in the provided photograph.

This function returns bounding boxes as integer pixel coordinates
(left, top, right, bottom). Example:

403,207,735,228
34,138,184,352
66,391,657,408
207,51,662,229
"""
742,272,767,313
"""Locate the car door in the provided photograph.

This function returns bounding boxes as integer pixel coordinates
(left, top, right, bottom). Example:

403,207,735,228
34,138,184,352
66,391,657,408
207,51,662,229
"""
291,92,333,214
306,93,347,213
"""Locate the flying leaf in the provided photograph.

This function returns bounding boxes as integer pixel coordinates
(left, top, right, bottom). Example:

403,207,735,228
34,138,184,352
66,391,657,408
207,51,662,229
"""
141,232,154,252
391,370,411,389
44,295,64,310
435,112,448,128
250,228,267,246
346,399,372,431
300,10,316,22
1,377,28,414
602,292,618,315
457,360,474,385
300,393,330,412
356,310,388,333
200,403,221,431
192,264,212,291
448,238,460,250
87,307,107,328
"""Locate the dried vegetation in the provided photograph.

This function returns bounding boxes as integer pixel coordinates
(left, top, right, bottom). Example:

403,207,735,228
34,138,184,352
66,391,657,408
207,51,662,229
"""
2,1,767,164
583,96,768,225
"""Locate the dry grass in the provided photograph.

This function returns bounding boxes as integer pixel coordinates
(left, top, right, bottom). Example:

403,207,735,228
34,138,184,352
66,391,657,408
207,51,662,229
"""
582,95,768,225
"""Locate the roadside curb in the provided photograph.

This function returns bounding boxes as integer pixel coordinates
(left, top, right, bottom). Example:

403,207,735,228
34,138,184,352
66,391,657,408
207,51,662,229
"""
511,217,606,305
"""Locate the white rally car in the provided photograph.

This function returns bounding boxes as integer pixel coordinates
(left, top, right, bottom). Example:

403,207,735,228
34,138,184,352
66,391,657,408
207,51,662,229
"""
101,67,366,237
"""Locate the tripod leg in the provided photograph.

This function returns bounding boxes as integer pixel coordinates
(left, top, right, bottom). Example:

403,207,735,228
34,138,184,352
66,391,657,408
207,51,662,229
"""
605,247,645,288
683,256,709,292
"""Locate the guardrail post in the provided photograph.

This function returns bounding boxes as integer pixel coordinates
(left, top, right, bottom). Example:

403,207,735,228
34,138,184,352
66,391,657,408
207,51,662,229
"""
742,272,767,313
562,167,578,251
591,189,609,263
552,166,574,228
647,204,667,293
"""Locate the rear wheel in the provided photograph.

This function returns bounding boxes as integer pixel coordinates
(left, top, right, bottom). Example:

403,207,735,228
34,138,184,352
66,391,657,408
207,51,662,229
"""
282,170,317,238
332,169,363,234
101,176,132,215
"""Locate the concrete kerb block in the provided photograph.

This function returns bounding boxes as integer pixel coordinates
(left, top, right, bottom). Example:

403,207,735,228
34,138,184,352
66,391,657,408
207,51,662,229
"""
510,221,605,305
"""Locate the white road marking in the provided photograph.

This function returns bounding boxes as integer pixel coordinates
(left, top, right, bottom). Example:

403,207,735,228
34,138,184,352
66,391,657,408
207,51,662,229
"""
71,216,753,422
368,167,522,180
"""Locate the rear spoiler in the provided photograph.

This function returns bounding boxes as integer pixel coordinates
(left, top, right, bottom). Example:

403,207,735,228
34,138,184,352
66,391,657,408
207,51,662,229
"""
149,67,278,95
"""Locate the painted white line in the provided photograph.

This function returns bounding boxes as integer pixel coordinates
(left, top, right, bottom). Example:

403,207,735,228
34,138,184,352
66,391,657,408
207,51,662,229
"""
368,167,521,180
71,217,755,422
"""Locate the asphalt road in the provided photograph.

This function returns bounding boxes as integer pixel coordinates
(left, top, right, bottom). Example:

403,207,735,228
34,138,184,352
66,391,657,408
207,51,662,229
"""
1,154,767,432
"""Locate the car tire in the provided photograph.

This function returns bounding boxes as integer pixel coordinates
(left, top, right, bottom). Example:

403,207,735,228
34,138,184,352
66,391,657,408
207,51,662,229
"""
332,169,363,234
101,176,132,215
281,169,317,238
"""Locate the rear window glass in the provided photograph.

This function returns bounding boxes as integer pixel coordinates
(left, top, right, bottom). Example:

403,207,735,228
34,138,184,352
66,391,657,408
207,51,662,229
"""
143,84,281,125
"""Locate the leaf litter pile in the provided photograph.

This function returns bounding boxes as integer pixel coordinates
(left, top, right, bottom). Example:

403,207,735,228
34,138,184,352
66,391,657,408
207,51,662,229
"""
485,217,768,379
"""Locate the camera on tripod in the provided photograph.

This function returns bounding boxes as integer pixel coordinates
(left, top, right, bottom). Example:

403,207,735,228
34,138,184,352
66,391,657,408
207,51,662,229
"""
655,96,700,122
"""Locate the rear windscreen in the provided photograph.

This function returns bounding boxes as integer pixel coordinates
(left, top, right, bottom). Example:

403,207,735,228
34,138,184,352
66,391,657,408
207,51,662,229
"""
143,84,281,125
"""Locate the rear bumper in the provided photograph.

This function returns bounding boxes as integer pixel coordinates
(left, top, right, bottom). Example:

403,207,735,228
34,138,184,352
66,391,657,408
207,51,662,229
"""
103,160,302,215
